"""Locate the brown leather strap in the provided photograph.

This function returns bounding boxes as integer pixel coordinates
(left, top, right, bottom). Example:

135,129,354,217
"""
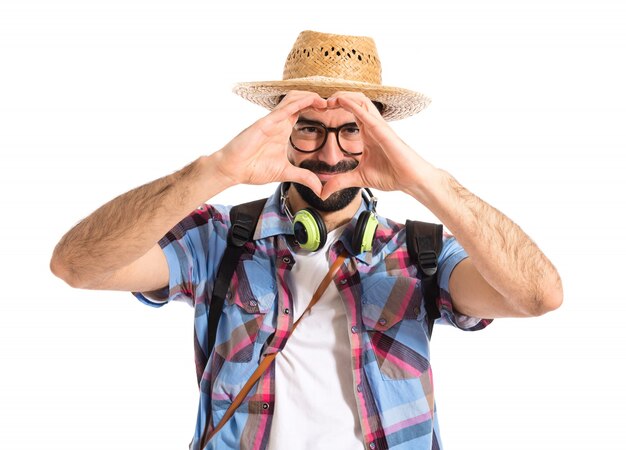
200,251,349,448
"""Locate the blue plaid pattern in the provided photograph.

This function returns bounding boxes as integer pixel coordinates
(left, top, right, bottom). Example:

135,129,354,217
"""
134,187,491,449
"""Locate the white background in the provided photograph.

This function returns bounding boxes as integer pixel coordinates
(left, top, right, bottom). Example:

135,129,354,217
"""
1,0,625,448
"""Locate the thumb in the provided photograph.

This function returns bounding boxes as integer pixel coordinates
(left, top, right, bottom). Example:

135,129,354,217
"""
284,166,323,197
320,172,363,200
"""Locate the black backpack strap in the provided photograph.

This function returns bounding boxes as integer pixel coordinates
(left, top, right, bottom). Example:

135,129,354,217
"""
205,198,267,363
406,220,443,339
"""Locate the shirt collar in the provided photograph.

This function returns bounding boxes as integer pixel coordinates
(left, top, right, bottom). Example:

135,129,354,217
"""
251,185,294,240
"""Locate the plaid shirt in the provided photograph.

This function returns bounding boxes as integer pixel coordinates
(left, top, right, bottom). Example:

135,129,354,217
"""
135,187,491,450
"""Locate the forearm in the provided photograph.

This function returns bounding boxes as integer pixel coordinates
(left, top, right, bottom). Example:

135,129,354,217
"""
408,167,563,316
50,154,233,288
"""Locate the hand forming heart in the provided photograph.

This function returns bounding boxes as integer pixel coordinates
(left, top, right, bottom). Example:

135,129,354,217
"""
213,90,433,201
319,91,433,200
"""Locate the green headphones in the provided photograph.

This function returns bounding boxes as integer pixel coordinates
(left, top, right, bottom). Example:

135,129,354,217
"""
281,184,379,253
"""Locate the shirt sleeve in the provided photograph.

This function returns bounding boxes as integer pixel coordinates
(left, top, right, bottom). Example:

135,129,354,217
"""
132,204,230,308
435,235,493,331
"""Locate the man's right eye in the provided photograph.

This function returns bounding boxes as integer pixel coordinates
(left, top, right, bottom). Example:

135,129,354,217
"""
296,126,323,135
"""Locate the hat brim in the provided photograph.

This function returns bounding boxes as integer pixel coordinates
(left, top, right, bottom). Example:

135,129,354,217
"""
233,76,431,121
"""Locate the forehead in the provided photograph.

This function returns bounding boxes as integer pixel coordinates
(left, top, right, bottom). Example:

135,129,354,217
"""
298,107,356,125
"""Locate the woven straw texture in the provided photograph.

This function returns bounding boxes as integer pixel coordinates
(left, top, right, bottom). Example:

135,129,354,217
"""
233,30,431,121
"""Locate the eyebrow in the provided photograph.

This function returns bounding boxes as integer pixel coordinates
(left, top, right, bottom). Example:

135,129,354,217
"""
296,117,358,128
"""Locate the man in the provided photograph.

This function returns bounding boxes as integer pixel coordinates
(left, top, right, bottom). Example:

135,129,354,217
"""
50,30,562,449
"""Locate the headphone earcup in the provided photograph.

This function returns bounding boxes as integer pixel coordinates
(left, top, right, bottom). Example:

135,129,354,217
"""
352,211,379,254
293,208,327,251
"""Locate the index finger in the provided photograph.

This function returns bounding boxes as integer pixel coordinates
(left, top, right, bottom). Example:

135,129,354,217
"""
327,91,381,115
268,91,327,123
331,94,388,131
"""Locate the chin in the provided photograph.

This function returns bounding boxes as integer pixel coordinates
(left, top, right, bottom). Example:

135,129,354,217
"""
294,183,360,212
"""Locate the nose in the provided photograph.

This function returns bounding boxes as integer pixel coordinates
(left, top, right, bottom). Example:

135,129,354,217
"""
316,131,346,167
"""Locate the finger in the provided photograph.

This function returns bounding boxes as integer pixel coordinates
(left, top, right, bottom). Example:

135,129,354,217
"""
328,91,380,115
320,171,364,200
283,166,323,196
334,95,386,131
249,93,326,140
325,95,343,110
271,91,327,121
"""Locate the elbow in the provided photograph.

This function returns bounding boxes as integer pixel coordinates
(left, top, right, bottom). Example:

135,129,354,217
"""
50,254,74,287
539,274,564,315
50,251,88,289
543,285,564,313
531,294,563,317
525,282,564,317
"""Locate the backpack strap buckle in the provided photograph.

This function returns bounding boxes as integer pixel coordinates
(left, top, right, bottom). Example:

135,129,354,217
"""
228,221,254,247
417,248,438,277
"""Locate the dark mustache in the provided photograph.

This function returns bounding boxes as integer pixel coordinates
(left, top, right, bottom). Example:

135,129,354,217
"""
298,160,358,173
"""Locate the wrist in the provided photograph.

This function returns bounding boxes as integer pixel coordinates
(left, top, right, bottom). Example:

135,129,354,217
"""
199,153,239,192
403,164,448,206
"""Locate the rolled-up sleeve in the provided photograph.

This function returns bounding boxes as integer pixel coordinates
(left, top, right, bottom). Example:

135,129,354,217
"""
133,204,229,309
436,235,492,331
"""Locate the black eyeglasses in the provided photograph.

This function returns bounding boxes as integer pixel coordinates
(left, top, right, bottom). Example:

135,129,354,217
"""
290,119,364,155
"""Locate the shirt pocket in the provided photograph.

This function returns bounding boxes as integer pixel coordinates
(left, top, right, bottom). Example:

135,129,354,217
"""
361,274,431,380
216,260,276,363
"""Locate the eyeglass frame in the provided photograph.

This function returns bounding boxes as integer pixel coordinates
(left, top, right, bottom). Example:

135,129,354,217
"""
289,119,364,156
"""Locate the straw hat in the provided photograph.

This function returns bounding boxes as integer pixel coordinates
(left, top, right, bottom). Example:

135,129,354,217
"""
233,30,431,121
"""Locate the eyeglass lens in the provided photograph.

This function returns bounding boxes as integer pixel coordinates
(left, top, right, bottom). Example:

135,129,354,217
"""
290,120,364,155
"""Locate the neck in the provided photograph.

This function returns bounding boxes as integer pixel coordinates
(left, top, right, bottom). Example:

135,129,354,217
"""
286,184,362,232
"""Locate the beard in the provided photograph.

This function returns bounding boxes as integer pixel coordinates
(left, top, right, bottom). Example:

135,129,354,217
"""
294,160,360,212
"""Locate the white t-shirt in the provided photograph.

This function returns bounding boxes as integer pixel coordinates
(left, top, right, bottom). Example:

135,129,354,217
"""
267,227,364,450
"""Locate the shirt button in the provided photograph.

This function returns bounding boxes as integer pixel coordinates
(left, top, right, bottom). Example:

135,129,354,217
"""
378,317,387,326
262,403,270,410
282,256,292,264
351,325,358,334
340,279,348,285
357,384,363,393
283,308,290,315
369,443,376,449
